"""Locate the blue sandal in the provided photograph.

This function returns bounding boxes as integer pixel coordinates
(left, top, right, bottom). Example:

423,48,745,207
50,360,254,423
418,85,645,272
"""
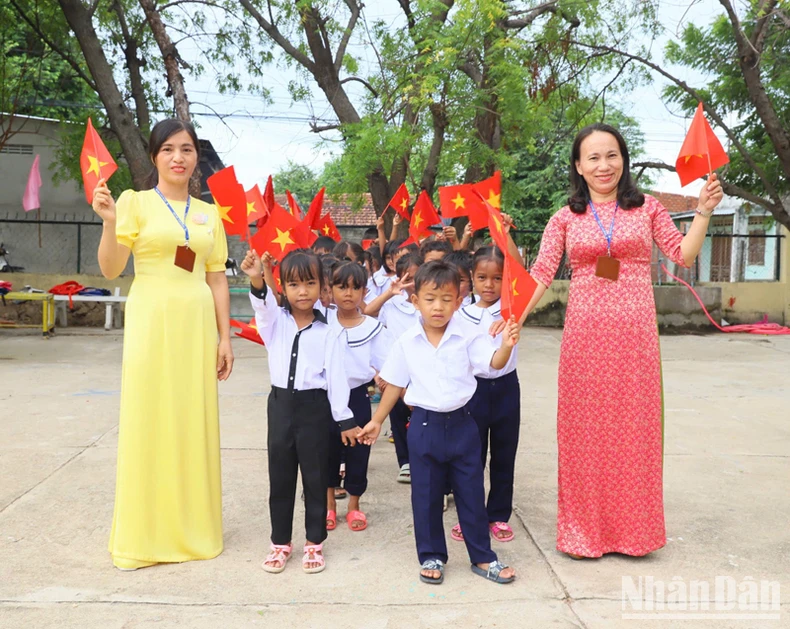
419,559,444,585
470,560,515,584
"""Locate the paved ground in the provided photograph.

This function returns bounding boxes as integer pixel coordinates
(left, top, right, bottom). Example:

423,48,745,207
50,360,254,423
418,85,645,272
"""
0,327,788,629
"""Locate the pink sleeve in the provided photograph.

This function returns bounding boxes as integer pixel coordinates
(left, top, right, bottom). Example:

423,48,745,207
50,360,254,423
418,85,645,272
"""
529,209,567,287
649,196,688,268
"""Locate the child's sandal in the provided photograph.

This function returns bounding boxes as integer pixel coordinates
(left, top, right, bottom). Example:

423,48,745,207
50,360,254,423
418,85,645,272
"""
489,521,514,542
326,510,337,531
303,543,325,574
261,543,292,573
451,523,464,542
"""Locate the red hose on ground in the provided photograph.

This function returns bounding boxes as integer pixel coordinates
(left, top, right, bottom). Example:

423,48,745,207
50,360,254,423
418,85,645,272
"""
660,264,790,335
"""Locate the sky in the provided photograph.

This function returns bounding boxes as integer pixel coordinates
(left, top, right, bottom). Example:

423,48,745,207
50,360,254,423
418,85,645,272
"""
178,0,732,200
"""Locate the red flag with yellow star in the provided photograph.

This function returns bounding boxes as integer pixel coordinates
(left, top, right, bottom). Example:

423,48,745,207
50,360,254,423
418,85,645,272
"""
257,175,275,229
501,253,537,323
230,318,265,345
483,197,510,254
285,190,303,220
387,183,411,220
438,183,488,230
250,202,305,260
400,190,441,247
245,185,269,224
272,264,282,293
207,166,249,240
303,187,325,230
472,171,502,213
316,212,342,242
676,102,729,187
80,118,117,204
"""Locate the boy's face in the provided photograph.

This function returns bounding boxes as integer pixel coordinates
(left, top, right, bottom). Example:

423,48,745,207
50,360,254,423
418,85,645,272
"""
400,264,420,297
412,280,461,329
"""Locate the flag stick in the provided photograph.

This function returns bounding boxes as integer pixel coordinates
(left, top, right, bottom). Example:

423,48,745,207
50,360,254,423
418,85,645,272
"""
706,151,713,180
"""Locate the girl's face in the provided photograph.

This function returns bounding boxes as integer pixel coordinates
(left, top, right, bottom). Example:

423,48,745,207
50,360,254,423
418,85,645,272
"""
384,255,395,273
320,281,333,307
473,259,503,306
154,130,197,189
332,282,364,312
283,267,321,312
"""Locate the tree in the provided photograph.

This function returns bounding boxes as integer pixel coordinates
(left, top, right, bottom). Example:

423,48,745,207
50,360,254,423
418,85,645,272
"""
273,161,321,205
570,0,790,229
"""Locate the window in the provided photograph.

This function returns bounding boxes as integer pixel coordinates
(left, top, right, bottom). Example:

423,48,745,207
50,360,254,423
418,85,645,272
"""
748,229,766,266
0,143,34,155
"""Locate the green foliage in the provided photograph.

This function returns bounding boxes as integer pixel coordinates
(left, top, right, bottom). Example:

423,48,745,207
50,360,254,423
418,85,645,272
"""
273,160,321,205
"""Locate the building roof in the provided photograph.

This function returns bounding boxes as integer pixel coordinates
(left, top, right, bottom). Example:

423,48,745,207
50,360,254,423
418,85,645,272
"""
274,193,376,227
649,191,698,214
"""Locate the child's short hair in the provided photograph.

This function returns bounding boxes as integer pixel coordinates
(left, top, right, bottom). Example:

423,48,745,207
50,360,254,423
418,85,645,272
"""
402,241,420,254
382,239,404,273
472,244,505,272
395,252,423,277
319,254,341,284
332,260,368,290
333,240,362,262
367,246,382,270
312,236,336,254
414,260,460,294
420,238,453,258
280,249,324,297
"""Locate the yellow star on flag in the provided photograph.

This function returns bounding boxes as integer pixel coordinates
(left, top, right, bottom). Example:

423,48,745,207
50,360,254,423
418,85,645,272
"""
452,193,466,210
512,278,519,297
246,202,257,217
85,154,108,177
492,213,503,233
399,198,408,211
487,190,501,209
684,154,704,163
413,211,423,229
322,225,330,235
249,323,258,331
272,227,295,252
217,204,234,223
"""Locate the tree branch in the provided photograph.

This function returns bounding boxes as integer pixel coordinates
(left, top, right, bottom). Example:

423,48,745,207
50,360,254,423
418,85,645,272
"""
334,0,361,74
750,0,778,53
339,76,378,97
238,0,315,72
505,1,579,29
310,121,341,133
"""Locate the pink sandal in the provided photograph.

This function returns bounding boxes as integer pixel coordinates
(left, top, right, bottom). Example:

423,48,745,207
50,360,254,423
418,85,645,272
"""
303,543,325,573
489,521,514,542
326,510,337,531
451,523,464,542
346,510,367,531
261,543,292,573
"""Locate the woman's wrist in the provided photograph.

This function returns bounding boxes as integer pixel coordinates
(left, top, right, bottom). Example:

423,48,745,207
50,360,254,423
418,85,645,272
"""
695,206,714,219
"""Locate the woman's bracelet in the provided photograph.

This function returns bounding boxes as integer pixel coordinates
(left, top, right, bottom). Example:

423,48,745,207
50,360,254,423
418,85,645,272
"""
695,206,714,219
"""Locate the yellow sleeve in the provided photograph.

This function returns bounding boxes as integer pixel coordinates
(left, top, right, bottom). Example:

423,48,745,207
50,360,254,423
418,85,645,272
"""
115,189,140,249
206,202,229,272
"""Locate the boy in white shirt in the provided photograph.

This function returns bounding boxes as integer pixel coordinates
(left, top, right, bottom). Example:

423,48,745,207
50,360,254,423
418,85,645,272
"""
359,261,519,585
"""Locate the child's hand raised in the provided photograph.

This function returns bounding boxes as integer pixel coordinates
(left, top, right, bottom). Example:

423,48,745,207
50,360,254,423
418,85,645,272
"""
240,249,263,279
358,421,382,446
261,251,274,270
502,316,521,348
393,213,402,226
390,272,414,296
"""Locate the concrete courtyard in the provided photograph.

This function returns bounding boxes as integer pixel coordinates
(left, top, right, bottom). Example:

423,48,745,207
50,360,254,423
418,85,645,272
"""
0,327,788,629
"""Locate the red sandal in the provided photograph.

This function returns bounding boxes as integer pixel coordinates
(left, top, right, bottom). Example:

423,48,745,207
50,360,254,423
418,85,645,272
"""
346,510,367,531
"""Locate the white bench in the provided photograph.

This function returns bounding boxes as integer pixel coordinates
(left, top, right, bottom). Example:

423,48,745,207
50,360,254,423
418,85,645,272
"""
53,287,127,330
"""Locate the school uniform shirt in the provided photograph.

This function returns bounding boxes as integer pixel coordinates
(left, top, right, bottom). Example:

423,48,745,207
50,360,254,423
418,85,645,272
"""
330,315,394,389
378,293,420,340
250,284,355,430
378,317,497,412
461,294,473,308
456,299,518,378
365,268,394,302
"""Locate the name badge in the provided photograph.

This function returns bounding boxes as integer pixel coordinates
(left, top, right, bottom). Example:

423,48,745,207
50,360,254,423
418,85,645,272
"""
595,255,620,281
174,244,196,272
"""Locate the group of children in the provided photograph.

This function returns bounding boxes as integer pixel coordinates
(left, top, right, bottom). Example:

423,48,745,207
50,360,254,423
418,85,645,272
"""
241,218,524,585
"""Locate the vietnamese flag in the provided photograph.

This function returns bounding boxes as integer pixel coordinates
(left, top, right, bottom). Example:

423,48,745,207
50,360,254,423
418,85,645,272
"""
472,171,502,219
230,318,264,345
676,103,730,187
257,175,276,229
303,187,325,230
316,212,342,242
250,202,305,260
245,185,269,224
439,183,488,230
208,166,249,240
501,253,537,323
285,190,303,220
80,118,117,204
483,197,509,254
272,264,282,293
401,190,440,246
387,183,410,220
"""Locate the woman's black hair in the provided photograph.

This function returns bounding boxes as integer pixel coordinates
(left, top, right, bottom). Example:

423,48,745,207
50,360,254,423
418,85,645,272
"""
145,118,200,189
568,123,644,214
420,238,453,258
414,260,461,295
382,239,405,273
471,244,505,273
395,252,423,278
445,250,475,303
279,249,323,311
332,260,368,290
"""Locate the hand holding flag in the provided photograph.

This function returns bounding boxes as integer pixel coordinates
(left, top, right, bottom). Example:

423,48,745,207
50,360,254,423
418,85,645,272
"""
80,118,117,204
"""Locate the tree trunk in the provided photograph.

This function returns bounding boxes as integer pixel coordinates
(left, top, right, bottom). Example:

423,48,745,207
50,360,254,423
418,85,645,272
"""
112,0,150,133
57,0,149,190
